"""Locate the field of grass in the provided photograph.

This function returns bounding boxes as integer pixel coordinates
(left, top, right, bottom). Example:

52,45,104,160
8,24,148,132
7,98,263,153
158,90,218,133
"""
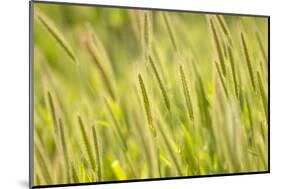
33,2,268,186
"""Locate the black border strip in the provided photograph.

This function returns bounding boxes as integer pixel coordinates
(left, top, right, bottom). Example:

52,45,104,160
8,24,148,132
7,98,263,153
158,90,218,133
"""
29,0,270,188
29,1,34,188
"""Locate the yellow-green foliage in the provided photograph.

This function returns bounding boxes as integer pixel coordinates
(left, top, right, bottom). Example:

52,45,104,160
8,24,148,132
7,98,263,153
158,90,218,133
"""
33,3,268,186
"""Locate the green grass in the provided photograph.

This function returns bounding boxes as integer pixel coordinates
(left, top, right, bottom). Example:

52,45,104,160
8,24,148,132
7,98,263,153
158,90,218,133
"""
33,3,268,186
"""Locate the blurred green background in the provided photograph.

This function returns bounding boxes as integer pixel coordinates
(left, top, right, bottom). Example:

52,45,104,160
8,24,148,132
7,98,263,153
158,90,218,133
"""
33,2,268,187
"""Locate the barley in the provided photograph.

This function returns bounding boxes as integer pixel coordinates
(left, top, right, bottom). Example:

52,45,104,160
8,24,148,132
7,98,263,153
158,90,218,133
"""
149,55,170,111
142,11,153,59
162,13,179,53
215,15,233,46
227,46,239,98
138,73,157,137
209,17,227,76
257,71,268,120
241,32,256,92
47,91,58,131
215,61,229,98
35,10,78,64
78,116,96,172
85,37,116,100
179,65,194,121
255,30,268,64
91,124,102,181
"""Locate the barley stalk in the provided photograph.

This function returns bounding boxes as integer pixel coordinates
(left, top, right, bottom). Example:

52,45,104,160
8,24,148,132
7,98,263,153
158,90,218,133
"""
245,97,254,147
142,11,153,59
215,15,233,46
179,65,194,121
215,61,229,99
91,124,102,181
129,10,142,41
85,38,116,101
35,10,78,64
104,98,127,151
241,32,256,92
209,17,227,76
71,164,79,183
255,31,268,64
86,23,113,71
157,122,183,175
227,46,239,98
78,116,96,172
47,91,59,134
132,110,153,177
58,118,70,182
257,71,268,120
103,99,137,177
138,73,157,137
162,13,179,53
149,55,170,111
34,142,53,184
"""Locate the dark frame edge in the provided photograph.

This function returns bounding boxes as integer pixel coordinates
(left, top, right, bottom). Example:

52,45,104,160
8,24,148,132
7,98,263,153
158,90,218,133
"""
29,1,34,188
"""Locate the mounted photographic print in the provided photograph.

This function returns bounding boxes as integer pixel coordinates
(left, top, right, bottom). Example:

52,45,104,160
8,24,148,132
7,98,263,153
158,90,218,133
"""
30,1,269,188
